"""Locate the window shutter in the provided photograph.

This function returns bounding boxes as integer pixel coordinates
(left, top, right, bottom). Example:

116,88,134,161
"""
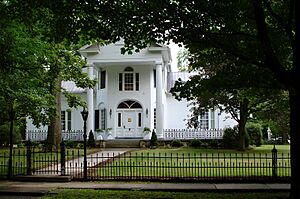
119,73,123,91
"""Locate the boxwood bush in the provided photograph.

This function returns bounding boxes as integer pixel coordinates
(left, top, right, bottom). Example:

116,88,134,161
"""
246,122,263,146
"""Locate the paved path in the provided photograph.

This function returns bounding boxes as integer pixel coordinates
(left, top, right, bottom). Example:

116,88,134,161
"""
0,181,290,198
36,148,135,176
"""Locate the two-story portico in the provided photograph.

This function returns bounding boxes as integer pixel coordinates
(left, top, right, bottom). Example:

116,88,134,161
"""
79,41,172,138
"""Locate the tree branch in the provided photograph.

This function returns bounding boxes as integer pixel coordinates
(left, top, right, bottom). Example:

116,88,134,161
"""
253,0,289,85
263,0,295,50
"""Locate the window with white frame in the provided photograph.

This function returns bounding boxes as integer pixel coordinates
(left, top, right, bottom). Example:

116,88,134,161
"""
119,67,139,91
100,108,106,129
199,111,209,129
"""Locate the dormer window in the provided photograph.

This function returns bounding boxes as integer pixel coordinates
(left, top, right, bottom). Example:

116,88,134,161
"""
119,67,139,91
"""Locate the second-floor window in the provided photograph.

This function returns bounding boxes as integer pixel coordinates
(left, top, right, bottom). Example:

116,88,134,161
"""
119,67,139,91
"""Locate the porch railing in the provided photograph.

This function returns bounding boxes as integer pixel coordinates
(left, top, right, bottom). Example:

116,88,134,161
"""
26,130,84,141
25,129,224,141
163,129,224,140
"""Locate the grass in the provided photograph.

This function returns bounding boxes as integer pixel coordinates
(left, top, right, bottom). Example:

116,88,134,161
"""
0,144,291,178
0,147,102,175
137,144,290,154
42,189,289,199
94,145,290,179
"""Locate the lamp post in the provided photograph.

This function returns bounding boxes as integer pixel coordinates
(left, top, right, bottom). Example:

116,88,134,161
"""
81,107,88,181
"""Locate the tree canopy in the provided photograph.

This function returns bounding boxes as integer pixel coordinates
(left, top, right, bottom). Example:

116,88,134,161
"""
89,0,298,196
1,0,299,196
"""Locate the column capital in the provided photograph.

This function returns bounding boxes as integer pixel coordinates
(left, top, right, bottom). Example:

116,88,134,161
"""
155,61,163,66
86,63,94,68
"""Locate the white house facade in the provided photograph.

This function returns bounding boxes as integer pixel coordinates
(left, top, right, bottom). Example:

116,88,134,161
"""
26,41,237,141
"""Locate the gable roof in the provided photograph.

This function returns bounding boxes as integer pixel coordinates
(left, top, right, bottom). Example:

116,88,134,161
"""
167,72,197,91
62,81,86,93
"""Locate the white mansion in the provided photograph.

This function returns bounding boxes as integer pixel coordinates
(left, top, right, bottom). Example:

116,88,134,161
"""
26,41,237,141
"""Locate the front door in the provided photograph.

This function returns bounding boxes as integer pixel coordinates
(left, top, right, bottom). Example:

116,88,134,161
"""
116,100,143,137
123,111,136,132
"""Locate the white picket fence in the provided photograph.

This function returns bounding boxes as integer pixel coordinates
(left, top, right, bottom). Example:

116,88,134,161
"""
26,129,224,141
163,129,224,140
26,130,84,141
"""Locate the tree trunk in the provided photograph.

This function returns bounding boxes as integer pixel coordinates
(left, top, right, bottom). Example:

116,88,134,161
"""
289,89,300,198
290,0,300,196
47,77,62,151
238,98,249,150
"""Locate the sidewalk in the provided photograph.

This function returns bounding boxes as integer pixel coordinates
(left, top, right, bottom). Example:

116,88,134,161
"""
0,180,291,197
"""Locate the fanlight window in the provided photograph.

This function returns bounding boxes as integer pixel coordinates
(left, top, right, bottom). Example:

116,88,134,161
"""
117,100,142,109
124,67,134,72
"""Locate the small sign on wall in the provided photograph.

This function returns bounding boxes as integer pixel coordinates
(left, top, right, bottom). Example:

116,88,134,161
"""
128,118,132,122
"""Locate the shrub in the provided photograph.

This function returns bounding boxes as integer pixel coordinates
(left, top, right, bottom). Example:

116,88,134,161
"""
246,122,263,146
222,127,239,149
150,129,158,148
31,140,42,148
65,141,78,149
143,127,151,133
209,139,221,148
170,140,184,148
76,143,84,149
222,125,250,149
190,139,202,148
88,130,96,148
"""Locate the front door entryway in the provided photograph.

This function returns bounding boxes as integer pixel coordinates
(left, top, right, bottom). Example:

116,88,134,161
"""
116,100,143,138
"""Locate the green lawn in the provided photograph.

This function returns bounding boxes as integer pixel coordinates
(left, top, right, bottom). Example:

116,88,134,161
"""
0,145,290,178
95,145,290,178
0,148,101,175
43,189,289,199
137,144,290,154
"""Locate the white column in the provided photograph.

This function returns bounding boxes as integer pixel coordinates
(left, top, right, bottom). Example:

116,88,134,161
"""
87,64,94,133
156,62,164,138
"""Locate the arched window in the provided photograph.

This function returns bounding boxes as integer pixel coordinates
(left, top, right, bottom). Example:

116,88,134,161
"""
117,100,142,109
124,67,134,72
119,67,139,91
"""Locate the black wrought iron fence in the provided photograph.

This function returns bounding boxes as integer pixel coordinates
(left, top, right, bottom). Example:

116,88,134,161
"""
0,141,62,176
77,149,290,182
0,141,291,182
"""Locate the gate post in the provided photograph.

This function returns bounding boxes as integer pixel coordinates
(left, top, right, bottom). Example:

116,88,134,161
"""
272,145,278,178
60,139,66,176
26,140,32,175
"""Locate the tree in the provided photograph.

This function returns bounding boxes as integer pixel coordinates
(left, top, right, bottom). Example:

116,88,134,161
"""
90,1,299,196
44,43,96,150
0,17,54,135
150,129,158,149
3,1,99,149
253,91,290,143
171,59,283,150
